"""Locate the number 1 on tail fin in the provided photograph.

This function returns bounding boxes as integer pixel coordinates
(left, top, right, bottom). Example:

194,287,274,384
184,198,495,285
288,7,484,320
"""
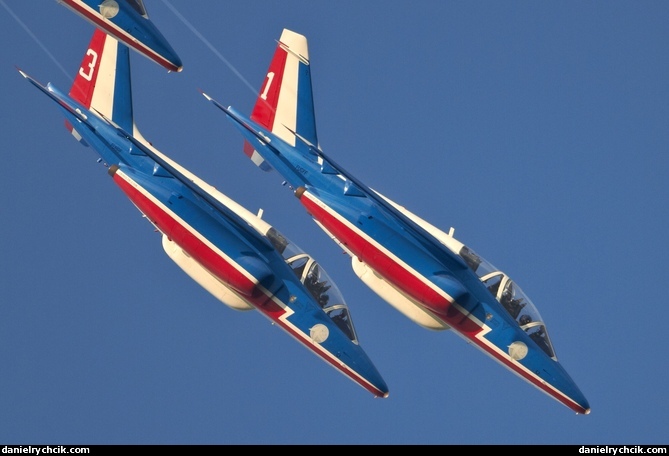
244,29,320,171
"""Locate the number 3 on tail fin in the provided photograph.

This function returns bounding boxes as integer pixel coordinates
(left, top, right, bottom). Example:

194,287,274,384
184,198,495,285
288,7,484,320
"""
66,29,134,139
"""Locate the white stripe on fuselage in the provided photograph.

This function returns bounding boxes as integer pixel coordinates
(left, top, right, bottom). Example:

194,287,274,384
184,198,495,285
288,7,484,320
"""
303,190,578,407
303,190,467,318
115,170,380,391
116,169,290,312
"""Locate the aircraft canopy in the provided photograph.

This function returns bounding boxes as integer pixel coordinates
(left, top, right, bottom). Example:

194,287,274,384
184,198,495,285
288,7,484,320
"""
460,246,556,360
266,228,358,343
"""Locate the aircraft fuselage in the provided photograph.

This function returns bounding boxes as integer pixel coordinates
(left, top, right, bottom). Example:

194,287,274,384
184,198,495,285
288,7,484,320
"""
217,103,590,414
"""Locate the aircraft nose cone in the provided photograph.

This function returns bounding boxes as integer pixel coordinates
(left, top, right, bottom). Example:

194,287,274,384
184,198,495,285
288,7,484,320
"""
134,21,183,72
574,396,591,415
337,347,388,398
550,365,590,415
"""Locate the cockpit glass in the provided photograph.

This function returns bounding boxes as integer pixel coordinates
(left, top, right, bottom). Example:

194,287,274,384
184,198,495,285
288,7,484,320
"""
304,262,332,308
126,0,148,17
522,322,555,359
324,306,355,341
498,278,557,359
460,246,498,278
482,273,503,302
500,280,526,319
274,228,359,343
466,245,557,360
288,256,308,280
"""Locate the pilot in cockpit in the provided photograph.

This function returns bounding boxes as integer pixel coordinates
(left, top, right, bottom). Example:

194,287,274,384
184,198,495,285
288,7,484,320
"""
304,269,331,307
501,284,526,319
519,314,553,357
519,314,532,326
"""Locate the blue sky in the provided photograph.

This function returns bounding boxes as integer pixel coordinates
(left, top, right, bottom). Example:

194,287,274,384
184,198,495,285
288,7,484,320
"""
1,0,667,445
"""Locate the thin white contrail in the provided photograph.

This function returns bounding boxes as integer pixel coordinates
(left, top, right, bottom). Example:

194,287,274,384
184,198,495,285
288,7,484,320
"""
1,0,72,82
160,0,258,96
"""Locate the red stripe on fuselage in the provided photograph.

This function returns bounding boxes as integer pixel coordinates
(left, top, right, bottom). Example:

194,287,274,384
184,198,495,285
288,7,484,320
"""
112,171,282,315
300,193,480,333
111,171,386,397
299,192,586,411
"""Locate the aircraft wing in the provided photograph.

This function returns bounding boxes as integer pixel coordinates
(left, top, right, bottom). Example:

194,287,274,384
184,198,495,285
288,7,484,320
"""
205,98,469,274
20,69,263,251
20,69,93,129
311,151,470,273
116,125,277,252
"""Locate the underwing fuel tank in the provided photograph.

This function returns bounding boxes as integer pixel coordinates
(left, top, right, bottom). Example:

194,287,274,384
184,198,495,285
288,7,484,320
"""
162,235,254,311
352,259,449,331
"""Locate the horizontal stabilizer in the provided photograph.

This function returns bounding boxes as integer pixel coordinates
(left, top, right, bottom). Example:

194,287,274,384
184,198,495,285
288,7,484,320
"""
202,92,282,157
243,140,274,171
202,88,273,171
18,69,93,130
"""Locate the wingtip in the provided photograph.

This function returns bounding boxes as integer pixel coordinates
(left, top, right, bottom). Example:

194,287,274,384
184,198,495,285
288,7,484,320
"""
16,67,45,87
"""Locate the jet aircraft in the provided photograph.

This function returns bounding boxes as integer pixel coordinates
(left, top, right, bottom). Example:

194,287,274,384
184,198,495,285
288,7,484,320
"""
18,28,388,398
202,29,590,414
57,0,183,72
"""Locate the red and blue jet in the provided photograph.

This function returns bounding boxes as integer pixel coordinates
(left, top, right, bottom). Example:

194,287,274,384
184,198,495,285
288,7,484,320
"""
202,29,591,414
18,28,388,398
57,0,183,72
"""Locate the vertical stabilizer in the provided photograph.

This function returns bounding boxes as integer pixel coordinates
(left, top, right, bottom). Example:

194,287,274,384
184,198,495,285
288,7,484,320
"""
244,29,318,171
67,29,133,142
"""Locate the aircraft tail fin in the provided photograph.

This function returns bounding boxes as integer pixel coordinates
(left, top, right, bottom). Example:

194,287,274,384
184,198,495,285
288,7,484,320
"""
244,29,319,171
67,29,134,143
